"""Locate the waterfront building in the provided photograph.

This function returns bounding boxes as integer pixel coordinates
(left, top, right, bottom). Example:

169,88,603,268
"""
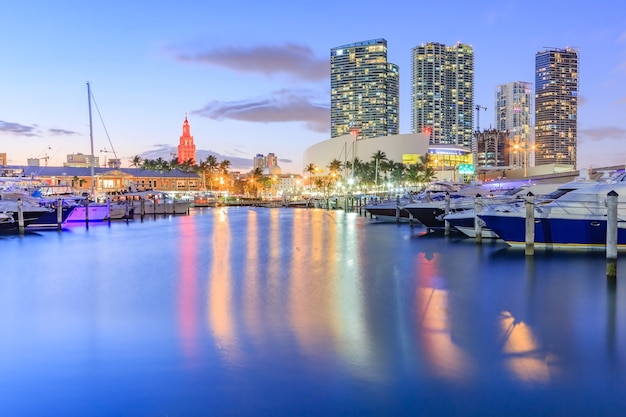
0,165,200,195
411,42,474,148
495,81,533,167
64,153,99,168
330,38,399,139
177,116,196,164
303,133,473,182
253,153,280,174
534,47,579,167
474,129,509,168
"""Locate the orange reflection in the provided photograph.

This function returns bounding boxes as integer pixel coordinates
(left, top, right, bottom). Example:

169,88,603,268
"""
499,311,551,384
178,216,199,363
416,252,472,380
289,210,336,353
242,210,262,340
207,208,238,363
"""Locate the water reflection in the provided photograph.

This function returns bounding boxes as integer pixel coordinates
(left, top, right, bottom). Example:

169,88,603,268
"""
4,208,626,415
177,216,200,365
208,208,238,364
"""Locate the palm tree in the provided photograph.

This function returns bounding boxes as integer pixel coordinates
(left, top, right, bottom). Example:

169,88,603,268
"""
129,155,142,168
372,150,387,187
304,163,317,191
196,160,209,190
247,167,264,197
205,155,219,190
219,159,231,173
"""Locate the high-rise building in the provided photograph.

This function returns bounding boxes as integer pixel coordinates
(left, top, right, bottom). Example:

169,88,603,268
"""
177,115,196,164
534,47,579,167
411,42,474,148
495,81,533,167
253,153,280,174
330,38,399,139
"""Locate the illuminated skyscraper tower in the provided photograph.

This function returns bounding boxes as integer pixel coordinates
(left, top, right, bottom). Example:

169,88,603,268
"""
177,115,196,164
330,38,399,139
495,81,533,167
534,47,579,167
411,42,474,148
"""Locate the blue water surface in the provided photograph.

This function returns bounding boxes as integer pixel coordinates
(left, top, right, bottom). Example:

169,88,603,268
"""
1,207,626,416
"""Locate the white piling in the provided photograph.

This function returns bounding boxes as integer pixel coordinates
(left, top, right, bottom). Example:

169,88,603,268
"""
395,195,401,223
444,192,451,236
474,194,483,244
525,192,535,256
17,198,24,234
606,190,618,278
57,198,63,230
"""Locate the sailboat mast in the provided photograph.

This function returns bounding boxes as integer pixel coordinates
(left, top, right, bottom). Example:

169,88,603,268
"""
87,82,95,197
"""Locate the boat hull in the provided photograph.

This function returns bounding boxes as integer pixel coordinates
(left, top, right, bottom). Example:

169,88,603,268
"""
26,206,76,229
128,201,191,215
445,215,500,238
65,204,129,222
364,205,412,223
478,214,626,250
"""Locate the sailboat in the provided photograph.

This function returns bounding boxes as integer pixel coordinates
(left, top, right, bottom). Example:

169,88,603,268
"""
64,82,130,223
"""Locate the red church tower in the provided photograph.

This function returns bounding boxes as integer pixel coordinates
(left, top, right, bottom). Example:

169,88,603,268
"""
177,115,196,164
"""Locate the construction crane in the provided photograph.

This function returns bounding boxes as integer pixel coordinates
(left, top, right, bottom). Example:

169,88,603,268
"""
475,105,487,132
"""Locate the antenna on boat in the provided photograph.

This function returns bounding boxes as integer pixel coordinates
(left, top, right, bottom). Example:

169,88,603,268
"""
87,81,95,197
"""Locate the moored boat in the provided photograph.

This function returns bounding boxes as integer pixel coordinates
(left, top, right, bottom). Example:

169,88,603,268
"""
477,172,626,250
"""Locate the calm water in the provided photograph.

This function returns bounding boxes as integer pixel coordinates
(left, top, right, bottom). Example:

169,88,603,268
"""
2,207,626,416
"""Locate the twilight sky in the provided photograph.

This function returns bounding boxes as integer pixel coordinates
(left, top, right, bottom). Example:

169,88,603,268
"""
1,0,625,174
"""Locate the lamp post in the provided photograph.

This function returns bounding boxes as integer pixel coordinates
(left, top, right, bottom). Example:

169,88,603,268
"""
514,142,534,178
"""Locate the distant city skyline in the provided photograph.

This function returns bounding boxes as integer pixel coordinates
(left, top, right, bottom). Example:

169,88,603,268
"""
1,1,624,174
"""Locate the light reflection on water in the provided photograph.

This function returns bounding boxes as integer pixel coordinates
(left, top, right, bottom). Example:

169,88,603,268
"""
1,207,626,415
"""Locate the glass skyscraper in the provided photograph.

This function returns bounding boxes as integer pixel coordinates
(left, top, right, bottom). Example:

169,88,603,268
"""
411,42,474,148
495,81,533,167
330,39,399,139
534,47,579,167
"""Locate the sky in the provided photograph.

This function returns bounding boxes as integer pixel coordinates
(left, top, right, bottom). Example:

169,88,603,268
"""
1,0,625,174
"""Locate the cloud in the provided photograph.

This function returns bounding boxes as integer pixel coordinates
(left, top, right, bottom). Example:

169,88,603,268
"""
0,121,80,138
174,43,328,81
0,120,39,136
579,126,626,142
279,158,293,164
192,89,329,133
48,128,79,136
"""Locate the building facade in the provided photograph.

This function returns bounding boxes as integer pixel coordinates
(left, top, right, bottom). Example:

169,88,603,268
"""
495,81,533,167
253,153,279,174
474,129,510,168
534,47,579,167
411,42,474,148
330,38,399,140
177,116,196,164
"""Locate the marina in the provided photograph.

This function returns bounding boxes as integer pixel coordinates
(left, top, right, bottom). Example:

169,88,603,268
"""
3,207,626,416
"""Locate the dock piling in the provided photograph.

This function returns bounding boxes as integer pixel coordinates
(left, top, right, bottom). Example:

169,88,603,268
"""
606,190,618,278
444,192,451,236
17,198,24,234
525,192,535,256
474,194,483,244
57,198,63,230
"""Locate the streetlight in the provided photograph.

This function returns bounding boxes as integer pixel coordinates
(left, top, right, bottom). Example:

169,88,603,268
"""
514,142,534,178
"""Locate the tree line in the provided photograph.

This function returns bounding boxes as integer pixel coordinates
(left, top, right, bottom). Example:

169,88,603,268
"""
303,151,438,192
129,154,231,191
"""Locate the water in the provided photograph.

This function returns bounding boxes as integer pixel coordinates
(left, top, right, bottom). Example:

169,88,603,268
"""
2,207,626,416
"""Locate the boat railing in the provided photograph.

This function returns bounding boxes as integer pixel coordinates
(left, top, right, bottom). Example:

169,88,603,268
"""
535,199,626,216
